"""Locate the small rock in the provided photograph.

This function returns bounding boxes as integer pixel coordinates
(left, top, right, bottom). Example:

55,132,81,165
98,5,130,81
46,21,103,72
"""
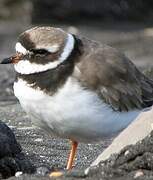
15,171,23,177
134,170,144,179
36,166,50,176
0,121,21,158
124,150,129,156
34,138,43,142
0,121,34,179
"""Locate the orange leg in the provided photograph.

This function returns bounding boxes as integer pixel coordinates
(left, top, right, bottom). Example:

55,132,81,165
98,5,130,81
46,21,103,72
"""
66,140,78,170
49,140,78,177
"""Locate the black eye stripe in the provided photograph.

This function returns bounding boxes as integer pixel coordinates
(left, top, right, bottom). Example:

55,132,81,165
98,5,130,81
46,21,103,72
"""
30,49,48,54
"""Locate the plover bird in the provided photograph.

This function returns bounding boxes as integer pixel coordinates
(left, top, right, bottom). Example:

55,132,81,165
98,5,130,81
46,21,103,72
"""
1,27,153,175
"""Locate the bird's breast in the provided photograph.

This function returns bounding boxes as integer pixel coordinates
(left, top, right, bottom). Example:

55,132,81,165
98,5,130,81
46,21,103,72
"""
13,77,140,142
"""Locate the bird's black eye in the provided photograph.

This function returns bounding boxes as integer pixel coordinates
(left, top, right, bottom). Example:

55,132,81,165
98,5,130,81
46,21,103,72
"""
30,49,48,55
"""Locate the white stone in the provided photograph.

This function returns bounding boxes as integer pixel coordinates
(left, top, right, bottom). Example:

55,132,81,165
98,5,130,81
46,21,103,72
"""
15,171,23,177
90,106,153,167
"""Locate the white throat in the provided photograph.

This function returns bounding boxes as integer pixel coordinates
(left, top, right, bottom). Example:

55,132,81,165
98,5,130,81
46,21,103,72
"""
14,33,75,74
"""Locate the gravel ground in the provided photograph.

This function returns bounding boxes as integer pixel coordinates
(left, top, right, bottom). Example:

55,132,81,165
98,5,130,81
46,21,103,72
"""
6,130,153,180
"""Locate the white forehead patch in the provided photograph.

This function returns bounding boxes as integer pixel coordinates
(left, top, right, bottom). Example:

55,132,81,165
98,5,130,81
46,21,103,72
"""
14,33,75,74
15,42,27,55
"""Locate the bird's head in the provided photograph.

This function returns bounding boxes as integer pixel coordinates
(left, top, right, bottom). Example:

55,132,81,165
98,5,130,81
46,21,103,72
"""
1,27,75,74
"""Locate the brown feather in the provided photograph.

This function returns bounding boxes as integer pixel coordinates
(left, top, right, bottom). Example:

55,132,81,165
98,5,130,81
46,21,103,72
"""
73,37,153,111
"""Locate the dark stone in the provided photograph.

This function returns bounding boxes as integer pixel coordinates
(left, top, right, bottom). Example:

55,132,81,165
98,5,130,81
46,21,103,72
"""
0,121,21,158
86,131,153,180
0,121,34,179
31,0,153,23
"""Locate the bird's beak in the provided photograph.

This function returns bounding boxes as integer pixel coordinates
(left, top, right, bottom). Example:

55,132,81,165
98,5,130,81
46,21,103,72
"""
1,53,24,64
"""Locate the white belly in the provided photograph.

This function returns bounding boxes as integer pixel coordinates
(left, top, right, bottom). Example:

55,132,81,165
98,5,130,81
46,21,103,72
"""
14,78,141,142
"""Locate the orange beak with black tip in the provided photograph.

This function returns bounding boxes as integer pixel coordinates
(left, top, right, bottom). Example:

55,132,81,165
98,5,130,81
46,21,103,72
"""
1,53,24,64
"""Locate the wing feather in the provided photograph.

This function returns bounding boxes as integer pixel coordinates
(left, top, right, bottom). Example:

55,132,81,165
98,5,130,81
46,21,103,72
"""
74,42,153,111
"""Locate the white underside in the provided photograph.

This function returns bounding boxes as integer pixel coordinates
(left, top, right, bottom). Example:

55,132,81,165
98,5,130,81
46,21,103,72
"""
14,78,141,142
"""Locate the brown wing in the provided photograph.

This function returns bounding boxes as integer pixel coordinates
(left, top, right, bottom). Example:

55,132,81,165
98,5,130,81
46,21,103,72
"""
73,42,153,111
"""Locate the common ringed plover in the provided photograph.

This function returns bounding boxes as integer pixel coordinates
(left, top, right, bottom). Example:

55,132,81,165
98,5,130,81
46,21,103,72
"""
1,26,153,175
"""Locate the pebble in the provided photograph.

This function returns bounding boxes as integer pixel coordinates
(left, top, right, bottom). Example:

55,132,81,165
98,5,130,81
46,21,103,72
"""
124,150,129,156
134,170,144,179
15,171,23,177
34,138,43,142
36,166,50,176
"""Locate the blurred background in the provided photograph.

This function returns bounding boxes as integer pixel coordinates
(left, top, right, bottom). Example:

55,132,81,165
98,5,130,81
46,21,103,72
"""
0,0,153,100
